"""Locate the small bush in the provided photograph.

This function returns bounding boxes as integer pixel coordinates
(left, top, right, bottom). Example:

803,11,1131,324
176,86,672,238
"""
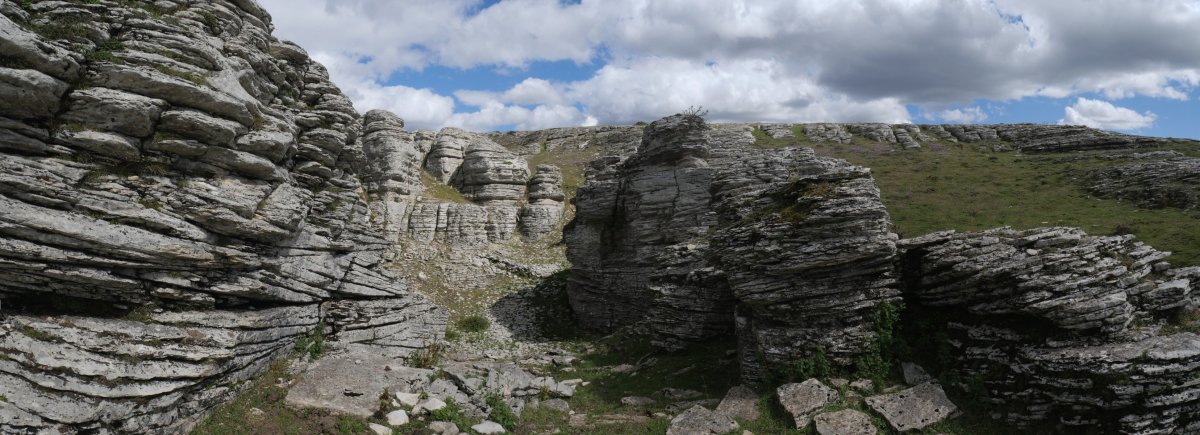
410,342,443,368
456,315,490,333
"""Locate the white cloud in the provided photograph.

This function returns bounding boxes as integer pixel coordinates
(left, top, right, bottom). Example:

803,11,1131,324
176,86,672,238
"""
257,0,1200,131
313,53,455,130
565,58,910,125
936,107,988,123
1058,98,1156,131
446,103,588,132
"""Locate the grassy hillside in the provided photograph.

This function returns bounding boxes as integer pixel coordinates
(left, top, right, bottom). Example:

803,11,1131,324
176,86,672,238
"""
795,138,1200,266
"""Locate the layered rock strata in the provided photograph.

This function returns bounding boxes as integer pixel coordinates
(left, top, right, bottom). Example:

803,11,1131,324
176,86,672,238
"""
361,119,567,245
899,227,1200,433
1088,157,1200,211
565,114,733,349
710,147,901,380
0,0,448,431
753,122,1179,152
566,115,900,378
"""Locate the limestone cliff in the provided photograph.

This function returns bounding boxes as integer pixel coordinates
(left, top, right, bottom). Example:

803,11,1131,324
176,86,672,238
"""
0,0,454,432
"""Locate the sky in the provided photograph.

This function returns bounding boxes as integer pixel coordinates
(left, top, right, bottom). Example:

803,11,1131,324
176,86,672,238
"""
257,0,1200,138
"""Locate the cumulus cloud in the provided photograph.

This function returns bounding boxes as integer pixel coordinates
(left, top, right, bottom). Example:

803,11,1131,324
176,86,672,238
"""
258,0,1200,131
936,107,988,123
1059,98,1157,130
313,53,455,130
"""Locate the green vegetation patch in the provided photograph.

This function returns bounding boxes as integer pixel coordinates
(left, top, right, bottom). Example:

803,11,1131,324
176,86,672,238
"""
811,141,1200,266
419,171,472,204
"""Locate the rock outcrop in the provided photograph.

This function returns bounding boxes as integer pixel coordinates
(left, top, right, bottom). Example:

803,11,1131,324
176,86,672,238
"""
709,147,901,379
0,0,449,431
1088,157,1200,211
360,121,568,245
566,114,900,379
898,227,1200,433
565,114,733,349
749,122,1181,152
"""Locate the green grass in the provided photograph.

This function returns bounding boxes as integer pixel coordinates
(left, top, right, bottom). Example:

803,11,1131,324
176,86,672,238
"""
154,65,207,86
191,358,378,435
525,147,601,198
810,141,1200,266
455,315,490,333
419,172,472,204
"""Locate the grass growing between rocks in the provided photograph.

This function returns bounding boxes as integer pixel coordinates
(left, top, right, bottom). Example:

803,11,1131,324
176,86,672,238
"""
191,358,378,435
809,141,1200,266
418,171,472,204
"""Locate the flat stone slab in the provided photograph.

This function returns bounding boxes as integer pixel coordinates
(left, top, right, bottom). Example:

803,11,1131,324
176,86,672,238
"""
716,385,761,421
285,351,432,417
778,379,838,428
666,405,739,435
814,409,877,435
865,382,958,432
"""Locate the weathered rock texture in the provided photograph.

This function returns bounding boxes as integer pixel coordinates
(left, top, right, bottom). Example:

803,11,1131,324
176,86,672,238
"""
899,227,1200,433
1088,157,1200,211
361,120,568,245
710,147,901,380
565,114,900,380
0,0,448,432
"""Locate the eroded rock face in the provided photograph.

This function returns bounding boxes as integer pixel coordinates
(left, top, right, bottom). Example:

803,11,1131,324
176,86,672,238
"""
710,147,901,379
899,227,1200,432
0,0,447,431
566,114,900,379
565,114,734,349
900,227,1178,332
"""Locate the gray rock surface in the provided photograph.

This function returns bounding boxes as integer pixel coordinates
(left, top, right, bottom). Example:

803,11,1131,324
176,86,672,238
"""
900,227,1178,332
864,382,957,432
566,114,735,349
666,405,739,435
777,379,838,429
710,147,901,379
472,421,506,434
566,114,901,379
1088,157,1200,210
901,362,932,386
0,1,448,431
814,409,877,435
454,139,529,204
716,385,761,421
285,352,433,418
898,226,1200,432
